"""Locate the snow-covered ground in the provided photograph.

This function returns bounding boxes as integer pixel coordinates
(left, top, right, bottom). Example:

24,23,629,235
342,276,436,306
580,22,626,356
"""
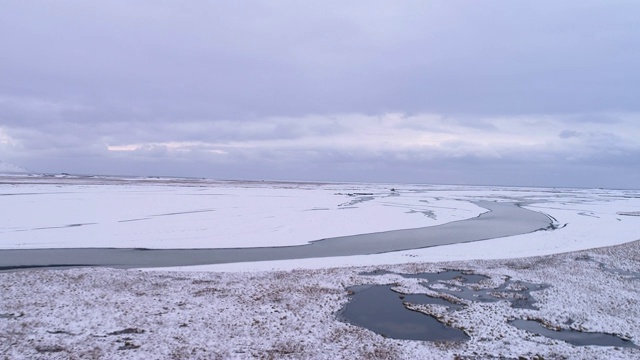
1,240,639,359
0,177,484,250
2,176,639,265
1,175,639,359
178,184,640,272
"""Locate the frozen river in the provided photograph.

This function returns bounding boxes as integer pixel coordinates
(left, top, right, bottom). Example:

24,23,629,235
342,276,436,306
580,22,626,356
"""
1,175,639,271
0,201,550,270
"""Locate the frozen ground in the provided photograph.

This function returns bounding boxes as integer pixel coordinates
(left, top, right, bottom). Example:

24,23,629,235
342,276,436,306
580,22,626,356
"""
1,175,640,358
1,240,639,359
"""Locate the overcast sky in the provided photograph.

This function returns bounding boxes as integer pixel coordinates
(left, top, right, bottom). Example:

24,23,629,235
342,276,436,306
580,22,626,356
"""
1,1,639,188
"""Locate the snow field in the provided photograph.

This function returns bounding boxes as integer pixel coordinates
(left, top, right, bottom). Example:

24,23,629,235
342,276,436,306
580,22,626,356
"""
0,181,483,249
1,177,640,358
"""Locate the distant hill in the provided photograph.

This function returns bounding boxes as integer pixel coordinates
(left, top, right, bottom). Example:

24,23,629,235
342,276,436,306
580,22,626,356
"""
0,161,28,173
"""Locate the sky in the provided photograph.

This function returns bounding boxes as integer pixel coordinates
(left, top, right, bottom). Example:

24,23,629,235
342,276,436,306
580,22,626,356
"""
1,1,639,188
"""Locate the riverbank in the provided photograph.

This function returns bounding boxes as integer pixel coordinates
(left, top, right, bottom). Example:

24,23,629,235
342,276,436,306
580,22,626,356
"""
0,201,550,270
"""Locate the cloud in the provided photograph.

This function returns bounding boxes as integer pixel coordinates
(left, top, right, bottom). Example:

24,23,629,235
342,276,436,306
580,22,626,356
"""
559,130,580,139
1,1,639,188
2,1,640,119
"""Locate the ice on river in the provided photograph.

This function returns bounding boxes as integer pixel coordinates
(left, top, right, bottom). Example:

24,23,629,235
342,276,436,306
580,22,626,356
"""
2,175,640,359
0,175,639,272
0,177,484,249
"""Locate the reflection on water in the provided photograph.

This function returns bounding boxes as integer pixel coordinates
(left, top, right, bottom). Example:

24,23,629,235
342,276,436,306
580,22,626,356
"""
362,269,548,310
343,270,549,342
511,319,638,348
340,284,469,341
345,270,637,347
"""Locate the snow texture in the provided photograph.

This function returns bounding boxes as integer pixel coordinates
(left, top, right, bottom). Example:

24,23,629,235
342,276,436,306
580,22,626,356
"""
0,177,483,250
1,175,639,359
1,241,639,359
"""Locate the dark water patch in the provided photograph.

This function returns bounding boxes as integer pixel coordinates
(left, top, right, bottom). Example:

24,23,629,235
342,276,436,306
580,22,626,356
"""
0,201,552,270
360,269,488,284
340,285,469,341
353,274,466,310
425,278,549,310
361,270,547,310
511,319,639,348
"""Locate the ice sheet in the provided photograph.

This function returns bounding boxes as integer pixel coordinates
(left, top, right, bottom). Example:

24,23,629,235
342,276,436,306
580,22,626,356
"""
0,179,484,249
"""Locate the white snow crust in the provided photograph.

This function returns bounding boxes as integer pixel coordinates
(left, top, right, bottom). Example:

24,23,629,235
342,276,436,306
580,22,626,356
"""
0,177,483,250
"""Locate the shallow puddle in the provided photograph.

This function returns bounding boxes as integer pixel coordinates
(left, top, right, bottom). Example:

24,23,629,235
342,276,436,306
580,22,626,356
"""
511,319,639,348
348,270,637,347
362,270,548,310
424,278,549,310
340,285,469,341
343,270,549,341
361,269,489,284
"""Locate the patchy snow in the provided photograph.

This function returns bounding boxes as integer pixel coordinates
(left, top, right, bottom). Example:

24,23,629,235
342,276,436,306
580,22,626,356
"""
1,240,639,359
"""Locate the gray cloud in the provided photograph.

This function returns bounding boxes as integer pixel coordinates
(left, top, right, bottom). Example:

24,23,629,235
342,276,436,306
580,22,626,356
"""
1,1,639,188
559,130,580,139
3,1,639,119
